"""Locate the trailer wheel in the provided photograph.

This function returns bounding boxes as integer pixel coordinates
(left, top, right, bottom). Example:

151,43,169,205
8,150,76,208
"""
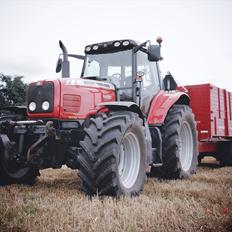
0,136,39,186
78,111,146,197
150,105,198,178
218,143,232,166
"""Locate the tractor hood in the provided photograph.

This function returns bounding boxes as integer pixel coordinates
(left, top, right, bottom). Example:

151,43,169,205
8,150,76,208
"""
27,78,116,120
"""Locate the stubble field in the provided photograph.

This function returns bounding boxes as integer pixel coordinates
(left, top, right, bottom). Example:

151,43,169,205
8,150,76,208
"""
0,158,232,232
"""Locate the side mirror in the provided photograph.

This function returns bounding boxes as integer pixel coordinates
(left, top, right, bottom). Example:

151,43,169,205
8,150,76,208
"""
163,73,177,91
148,45,161,62
55,58,62,73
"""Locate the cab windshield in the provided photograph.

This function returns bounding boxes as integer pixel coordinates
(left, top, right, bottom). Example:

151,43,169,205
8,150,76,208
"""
82,50,133,91
81,49,161,105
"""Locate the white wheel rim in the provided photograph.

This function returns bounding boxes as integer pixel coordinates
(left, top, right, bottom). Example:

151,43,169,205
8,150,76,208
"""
179,121,193,172
118,132,141,189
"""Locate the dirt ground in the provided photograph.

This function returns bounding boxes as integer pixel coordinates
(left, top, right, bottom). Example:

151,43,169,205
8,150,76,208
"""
0,157,232,232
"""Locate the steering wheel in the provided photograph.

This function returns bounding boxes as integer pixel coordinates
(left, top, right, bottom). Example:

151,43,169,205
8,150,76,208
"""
110,73,122,87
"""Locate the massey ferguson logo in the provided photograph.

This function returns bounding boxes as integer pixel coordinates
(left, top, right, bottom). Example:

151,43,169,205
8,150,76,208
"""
65,79,115,90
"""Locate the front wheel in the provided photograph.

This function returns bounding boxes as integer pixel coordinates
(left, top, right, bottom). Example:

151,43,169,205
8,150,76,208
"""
150,105,198,179
78,111,147,197
0,134,39,186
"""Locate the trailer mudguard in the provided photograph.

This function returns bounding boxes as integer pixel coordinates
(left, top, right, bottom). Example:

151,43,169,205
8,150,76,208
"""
147,90,189,125
97,101,144,120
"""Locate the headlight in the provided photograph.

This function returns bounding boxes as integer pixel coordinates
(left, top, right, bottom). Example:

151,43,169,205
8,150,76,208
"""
42,101,50,111
122,40,130,46
93,45,99,50
85,46,91,52
29,102,36,111
114,41,121,47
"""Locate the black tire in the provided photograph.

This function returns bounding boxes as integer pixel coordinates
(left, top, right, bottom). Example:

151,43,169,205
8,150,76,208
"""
0,166,39,186
0,136,39,186
150,104,198,179
217,142,232,166
77,111,147,197
197,153,204,165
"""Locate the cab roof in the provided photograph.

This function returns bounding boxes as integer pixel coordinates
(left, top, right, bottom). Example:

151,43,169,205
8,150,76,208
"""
84,39,140,54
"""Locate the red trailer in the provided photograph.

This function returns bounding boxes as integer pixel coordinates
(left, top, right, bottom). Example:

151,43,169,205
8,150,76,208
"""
185,83,232,165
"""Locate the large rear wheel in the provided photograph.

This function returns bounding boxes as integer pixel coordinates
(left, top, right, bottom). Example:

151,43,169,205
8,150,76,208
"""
150,105,198,178
77,111,147,197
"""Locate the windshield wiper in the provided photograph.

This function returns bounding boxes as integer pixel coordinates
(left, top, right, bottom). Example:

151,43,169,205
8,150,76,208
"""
82,76,107,81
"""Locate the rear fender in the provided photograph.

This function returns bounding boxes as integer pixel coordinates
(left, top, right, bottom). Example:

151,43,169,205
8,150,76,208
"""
97,101,144,121
147,90,189,125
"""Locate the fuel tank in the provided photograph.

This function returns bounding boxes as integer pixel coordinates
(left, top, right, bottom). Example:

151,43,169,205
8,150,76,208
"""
27,78,116,120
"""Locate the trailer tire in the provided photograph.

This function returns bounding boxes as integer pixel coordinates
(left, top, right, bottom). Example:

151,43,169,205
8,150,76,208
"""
78,111,146,197
218,143,232,166
150,105,198,179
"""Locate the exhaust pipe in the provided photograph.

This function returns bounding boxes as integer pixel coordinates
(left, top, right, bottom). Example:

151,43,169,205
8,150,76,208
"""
59,40,70,78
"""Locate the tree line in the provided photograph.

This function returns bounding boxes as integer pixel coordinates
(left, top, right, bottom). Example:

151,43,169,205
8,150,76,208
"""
0,73,27,107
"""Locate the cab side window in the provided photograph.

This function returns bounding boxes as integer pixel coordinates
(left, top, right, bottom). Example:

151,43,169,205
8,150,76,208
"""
137,51,161,114
137,51,160,97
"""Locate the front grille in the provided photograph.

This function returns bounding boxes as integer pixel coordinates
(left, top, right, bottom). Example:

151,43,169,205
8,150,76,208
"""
63,94,81,113
28,82,54,113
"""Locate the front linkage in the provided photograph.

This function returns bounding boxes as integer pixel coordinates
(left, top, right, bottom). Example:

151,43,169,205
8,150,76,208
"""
0,118,85,185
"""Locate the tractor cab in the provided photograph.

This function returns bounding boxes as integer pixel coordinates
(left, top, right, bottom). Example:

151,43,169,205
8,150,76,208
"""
57,38,163,114
82,39,163,113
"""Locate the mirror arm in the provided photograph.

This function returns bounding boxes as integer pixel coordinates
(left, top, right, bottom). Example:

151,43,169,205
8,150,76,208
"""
68,54,85,60
133,40,150,53
140,47,148,54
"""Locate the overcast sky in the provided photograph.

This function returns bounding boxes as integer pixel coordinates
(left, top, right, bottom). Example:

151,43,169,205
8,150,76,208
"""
0,0,231,90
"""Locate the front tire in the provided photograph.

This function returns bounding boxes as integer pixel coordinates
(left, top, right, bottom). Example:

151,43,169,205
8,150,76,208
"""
150,105,198,179
78,111,147,197
0,135,39,186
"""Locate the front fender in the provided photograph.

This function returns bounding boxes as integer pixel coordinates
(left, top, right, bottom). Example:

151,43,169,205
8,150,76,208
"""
97,101,144,120
147,90,189,125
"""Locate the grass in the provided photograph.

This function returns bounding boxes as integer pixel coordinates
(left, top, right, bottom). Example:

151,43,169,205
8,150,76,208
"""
0,157,232,232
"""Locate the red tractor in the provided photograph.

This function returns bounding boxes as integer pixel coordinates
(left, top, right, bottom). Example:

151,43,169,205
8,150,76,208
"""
0,38,198,196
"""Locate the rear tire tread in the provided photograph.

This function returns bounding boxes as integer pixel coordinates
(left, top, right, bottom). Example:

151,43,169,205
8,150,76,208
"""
150,104,198,179
78,111,146,196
